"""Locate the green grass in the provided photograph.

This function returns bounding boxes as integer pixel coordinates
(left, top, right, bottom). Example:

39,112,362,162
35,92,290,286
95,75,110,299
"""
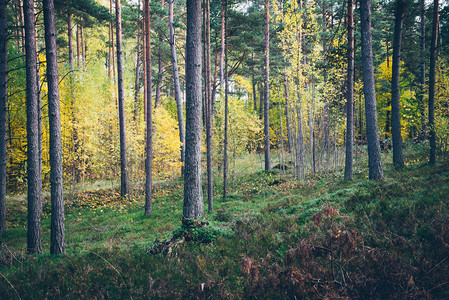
1,148,449,298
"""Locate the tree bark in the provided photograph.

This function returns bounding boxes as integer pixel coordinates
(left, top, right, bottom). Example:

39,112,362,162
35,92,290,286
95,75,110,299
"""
360,0,384,180
283,72,292,152
219,0,225,90
0,0,7,235
24,0,42,254
67,13,74,70
116,0,129,196
205,0,213,211
43,0,65,254
169,0,185,172
223,0,228,199
134,2,141,122
263,0,271,171
419,0,426,139
390,0,406,167
344,0,354,180
183,0,203,219
428,0,438,165
144,0,153,215
155,0,164,109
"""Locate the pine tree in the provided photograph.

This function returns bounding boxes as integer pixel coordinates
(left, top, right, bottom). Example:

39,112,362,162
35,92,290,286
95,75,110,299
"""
0,0,7,235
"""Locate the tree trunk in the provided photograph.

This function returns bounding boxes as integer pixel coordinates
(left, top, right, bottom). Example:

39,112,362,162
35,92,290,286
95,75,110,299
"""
263,0,271,171
183,0,203,219
134,3,141,122
259,81,263,120
111,0,116,82
428,0,438,165
219,0,225,90
24,0,42,254
144,0,153,215
43,0,65,254
67,13,74,70
116,0,129,196
223,0,228,199
344,0,354,180
80,25,85,71
155,0,164,109
76,24,80,67
283,72,292,152
0,0,7,235
108,2,112,78
360,0,384,180
205,0,213,212
169,0,185,172
390,0,406,167
419,0,426,139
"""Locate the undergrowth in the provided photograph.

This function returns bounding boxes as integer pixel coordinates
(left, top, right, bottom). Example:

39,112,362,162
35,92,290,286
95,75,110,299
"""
1,149,449,298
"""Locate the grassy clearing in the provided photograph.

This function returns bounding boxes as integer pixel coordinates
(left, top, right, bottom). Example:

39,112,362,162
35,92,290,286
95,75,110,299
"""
1,146,449,298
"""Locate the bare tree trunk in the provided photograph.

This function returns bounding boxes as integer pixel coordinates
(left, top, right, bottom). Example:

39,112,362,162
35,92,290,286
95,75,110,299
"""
419,0,426,140
360,0,384,180
391,0,406,167
0,0,7,235
43,0,65,254
155,0,164,109
259,81,263,120
169,0,185,172
144,0,153,214
24,0,42,254
428,0,439,165
205,0,213,212
283,72,292,152
18,0,25,52
134,2,141,122
80,25,85,71
108,3,112,78
111,0,116,82
76,24,80,67
344,0,354,180
223,0,228,199
67,13,74,70
263,0,271,171
116,0,129,196
183,0,203,220
219,0,225,90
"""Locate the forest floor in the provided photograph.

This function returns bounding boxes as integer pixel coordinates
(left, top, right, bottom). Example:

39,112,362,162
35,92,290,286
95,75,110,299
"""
1,143,449,299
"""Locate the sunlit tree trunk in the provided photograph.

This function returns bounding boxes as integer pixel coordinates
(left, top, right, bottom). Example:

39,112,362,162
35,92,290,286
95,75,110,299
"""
183,0,203,219
419,0,426,140
390,0,406,167
344,0,354,180
263,0,271,171
116,0,129,196
223,0,228,199
428,0,438,165
0,0,7,235
144,0,153,214
155,0,164,109
67,13,74,70
169,0,185,173
219,0,225,89
43,0,65,254
24,0,42,254
134,1,141,122
360,0,384,180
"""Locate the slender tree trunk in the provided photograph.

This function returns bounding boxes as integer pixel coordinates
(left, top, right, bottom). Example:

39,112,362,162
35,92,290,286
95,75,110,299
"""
219,0,225,89
391,0,406,167
205,0,213,212
263,0,271,171
223,0,228,199
429,0,439,165
309,82,316,176
155,0,164,109
18,0,25,52
111,0,116,82
67,13,74,70
76,24,80,67
143,17,147,120
344,0,354,180
134,3,141,122
0,0,7,235
283,72,292,152
322,5,330,158
169,0,185,172
43,0,65,254
419,0,426,139
144,0,153,215
24,0,42,254
108,3,112,78
183,0,203,220
360,0,384,180
116,0,129,196
259,81,263,120
80,25,85,71
252,77,257,112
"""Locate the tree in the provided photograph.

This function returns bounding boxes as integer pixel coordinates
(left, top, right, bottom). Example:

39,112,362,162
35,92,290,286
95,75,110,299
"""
360,0,384,180
205,0,213,211
344,0,354,180
223,0,228,199
144,0,153,215
183,0,203,220
0,0,7,235
169,0,185,173
429,0,438,165
390,0,406,167
116,0,129,196
24,0,42,254
263,0,271,171
43,0,65,254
